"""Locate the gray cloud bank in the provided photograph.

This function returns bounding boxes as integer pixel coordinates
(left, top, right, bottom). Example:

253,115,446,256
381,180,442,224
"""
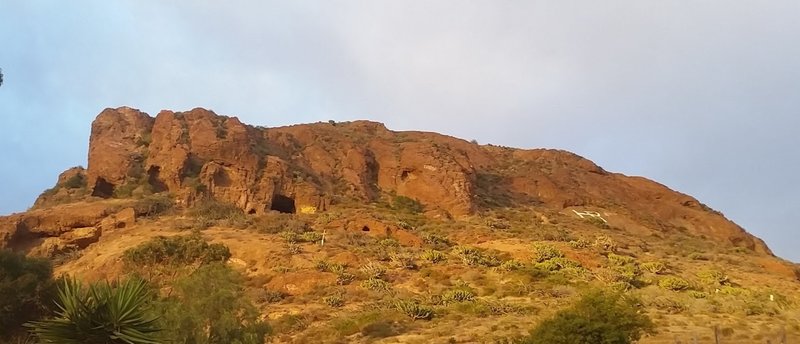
0,1,798,260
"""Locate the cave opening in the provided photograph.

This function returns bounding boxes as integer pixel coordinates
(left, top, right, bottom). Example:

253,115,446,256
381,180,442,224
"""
91,177,114,198
361,226,370,232
270,194,296,214
147,166,168,193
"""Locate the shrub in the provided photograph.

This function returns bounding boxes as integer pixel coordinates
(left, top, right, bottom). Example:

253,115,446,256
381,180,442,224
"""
360,262,387,280
568,239,590,249
607,253,635,266
190,199,245,222
420,232,452,249
323,295,345,308
62,174,86,189
640,261,667,274
593,235,618,253
0,250,55,337
534,257,582,272
392,195,424,214
389,252,418,270
689,291,707,299
648,296,687,314
27,277,159,344
452,246,501,267
336,272,356,286
394,300,433,320
361,278,391,291
697,270,731,286
157,264,270,343
133,194,174,217
658,276,691,291
516,290,654,344
123,233,231,268
420,250,446,264
299,231,323,243
257,290,287,304
531,243,564,263
498,259,525,272
441,289,475,304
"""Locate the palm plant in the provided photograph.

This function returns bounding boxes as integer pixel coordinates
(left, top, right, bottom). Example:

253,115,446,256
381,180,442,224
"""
26,277,160,344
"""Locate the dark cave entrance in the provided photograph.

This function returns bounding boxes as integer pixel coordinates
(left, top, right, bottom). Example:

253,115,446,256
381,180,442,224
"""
147,166,168,193
91,178,114,198
361,226,370,232
270,194,296,214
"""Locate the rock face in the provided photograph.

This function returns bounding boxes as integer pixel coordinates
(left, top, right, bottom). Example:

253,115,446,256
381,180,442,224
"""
0,201,135,256
7,106,771,255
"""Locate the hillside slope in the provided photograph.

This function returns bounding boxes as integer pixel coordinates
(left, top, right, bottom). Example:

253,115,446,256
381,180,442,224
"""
2,107,798,343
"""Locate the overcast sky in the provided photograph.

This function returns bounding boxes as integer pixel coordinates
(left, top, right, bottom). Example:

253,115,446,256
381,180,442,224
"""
1,1,798,261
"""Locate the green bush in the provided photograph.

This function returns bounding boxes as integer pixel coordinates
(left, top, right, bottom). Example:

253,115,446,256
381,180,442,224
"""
27,277,159,344
516,290,654,344
323,295,345,308
0,250,55,338
569,239,590,249
498,259,525,272
123,233,231,268
62,174,87,189
658,276,691,291
392,195,424,214
190,199,245,222
607,254,635,266
157,263,270,344
420,232,452,250
361,278,391,291
420,250,446,264
359,262,388,280
452,246,501,267
133,194,174,217
441,289,475,305
534,257,582,272
531,243,564,263
393,299,433,320
640,261,666,274
593,235,618,253
697,270,731,286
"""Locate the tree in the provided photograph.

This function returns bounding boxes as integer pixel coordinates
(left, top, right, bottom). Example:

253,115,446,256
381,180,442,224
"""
157,263,270,344
26,278,160,344
0,68,4,87
517,290,654,344
0,250,55,337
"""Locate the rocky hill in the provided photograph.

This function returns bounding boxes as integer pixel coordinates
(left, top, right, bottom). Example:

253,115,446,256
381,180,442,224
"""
2,107,798,343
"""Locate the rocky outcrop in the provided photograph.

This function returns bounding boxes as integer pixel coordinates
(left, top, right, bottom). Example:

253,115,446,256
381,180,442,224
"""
24,106,769,255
